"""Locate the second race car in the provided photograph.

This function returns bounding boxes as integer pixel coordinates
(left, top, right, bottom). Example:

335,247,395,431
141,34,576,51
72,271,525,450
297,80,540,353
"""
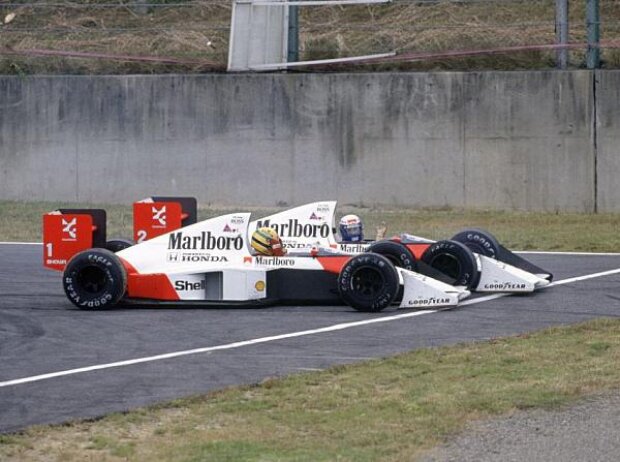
245,201,552,293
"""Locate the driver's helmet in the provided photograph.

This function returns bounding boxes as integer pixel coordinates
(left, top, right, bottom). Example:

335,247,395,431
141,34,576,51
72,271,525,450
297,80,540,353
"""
339,214,364,242
251,227,287,256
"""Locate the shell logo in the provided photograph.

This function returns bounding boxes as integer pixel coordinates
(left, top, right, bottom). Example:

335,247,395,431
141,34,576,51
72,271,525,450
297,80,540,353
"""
254,280,266,292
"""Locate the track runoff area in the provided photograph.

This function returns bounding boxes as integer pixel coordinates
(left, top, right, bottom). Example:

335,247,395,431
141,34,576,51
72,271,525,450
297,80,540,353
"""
1,243,620,431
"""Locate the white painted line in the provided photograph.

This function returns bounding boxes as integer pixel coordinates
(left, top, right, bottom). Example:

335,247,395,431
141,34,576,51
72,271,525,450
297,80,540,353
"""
547,267,620,286
0,310,437,388
457,270,620,310
3,267,620,389
0,242,42,245
459,293,509,306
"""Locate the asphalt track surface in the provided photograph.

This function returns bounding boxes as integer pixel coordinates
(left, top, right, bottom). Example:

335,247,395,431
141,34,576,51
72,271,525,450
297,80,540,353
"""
1,243,620,433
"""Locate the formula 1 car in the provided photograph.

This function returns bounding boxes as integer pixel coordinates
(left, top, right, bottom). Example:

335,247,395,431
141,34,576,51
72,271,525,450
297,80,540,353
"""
132,198,552,293
43,204,470,312
244,201,552,293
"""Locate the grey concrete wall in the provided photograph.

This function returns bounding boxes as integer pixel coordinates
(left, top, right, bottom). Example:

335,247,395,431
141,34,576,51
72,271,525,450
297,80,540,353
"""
595,70,620,212
0,71,611,212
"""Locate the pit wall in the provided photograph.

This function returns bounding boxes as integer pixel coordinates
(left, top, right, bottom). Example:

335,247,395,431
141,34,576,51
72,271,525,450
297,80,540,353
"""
0,71,618,212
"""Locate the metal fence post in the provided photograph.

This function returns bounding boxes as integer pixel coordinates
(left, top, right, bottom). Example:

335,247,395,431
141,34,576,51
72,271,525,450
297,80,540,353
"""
132,0,149,15
586,0,601,69
288,6,299,63
555,0,569,69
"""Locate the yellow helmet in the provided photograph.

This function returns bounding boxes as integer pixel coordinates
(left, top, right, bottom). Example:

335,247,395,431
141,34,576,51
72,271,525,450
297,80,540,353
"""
251,227,287,256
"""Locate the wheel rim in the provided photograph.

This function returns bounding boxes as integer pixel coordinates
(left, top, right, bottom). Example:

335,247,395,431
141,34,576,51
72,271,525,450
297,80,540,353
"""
76,265,108,294
429,254,461,280
350,266,385,299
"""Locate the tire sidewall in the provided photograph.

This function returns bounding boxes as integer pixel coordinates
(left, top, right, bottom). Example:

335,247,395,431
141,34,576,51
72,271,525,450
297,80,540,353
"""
105,239,134,253
421,240,480,288
63,249,127,309
367,240,417,271
338,253,399,312
451,228,500,259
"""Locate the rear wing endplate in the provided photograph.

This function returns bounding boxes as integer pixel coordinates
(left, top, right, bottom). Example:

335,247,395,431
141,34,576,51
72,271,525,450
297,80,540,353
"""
133,196,197,243
42,209,106,271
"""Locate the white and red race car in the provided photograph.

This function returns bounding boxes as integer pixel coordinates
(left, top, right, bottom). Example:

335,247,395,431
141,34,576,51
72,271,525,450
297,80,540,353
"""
42,200,470,312
42,198,549,312
246,201,552,293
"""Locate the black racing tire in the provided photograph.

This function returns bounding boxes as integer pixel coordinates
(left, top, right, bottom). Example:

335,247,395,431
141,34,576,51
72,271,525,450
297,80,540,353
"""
338,253,400,312
367,240,417,271
451,228,501,259
63,248,127,310
421,240,480,289
105,239,134,253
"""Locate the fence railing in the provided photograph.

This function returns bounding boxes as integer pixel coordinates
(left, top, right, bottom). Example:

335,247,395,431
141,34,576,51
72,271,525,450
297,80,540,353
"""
0,0,618,73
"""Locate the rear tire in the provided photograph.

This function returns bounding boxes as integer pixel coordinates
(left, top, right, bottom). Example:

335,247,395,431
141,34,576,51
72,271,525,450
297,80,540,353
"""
421,240,480,289
367,240,417,271
63,248,127,310
338,253,399,312
105,239,133,253
451,228,500,259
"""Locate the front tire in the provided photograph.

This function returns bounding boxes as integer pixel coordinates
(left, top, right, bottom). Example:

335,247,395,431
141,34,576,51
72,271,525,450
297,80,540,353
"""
451,228,500,259
63,248,127,310
421,240,480,289
338,253,399,312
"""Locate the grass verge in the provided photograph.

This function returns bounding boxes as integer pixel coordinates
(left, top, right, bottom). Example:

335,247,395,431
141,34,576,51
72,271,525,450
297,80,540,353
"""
3,200,620,252
1,318,620,461
3,200,620,459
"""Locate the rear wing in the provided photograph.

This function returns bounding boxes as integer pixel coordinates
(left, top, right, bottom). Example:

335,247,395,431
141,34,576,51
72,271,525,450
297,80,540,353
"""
43,209,107,271
42,196,197,272
132,196,197,243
